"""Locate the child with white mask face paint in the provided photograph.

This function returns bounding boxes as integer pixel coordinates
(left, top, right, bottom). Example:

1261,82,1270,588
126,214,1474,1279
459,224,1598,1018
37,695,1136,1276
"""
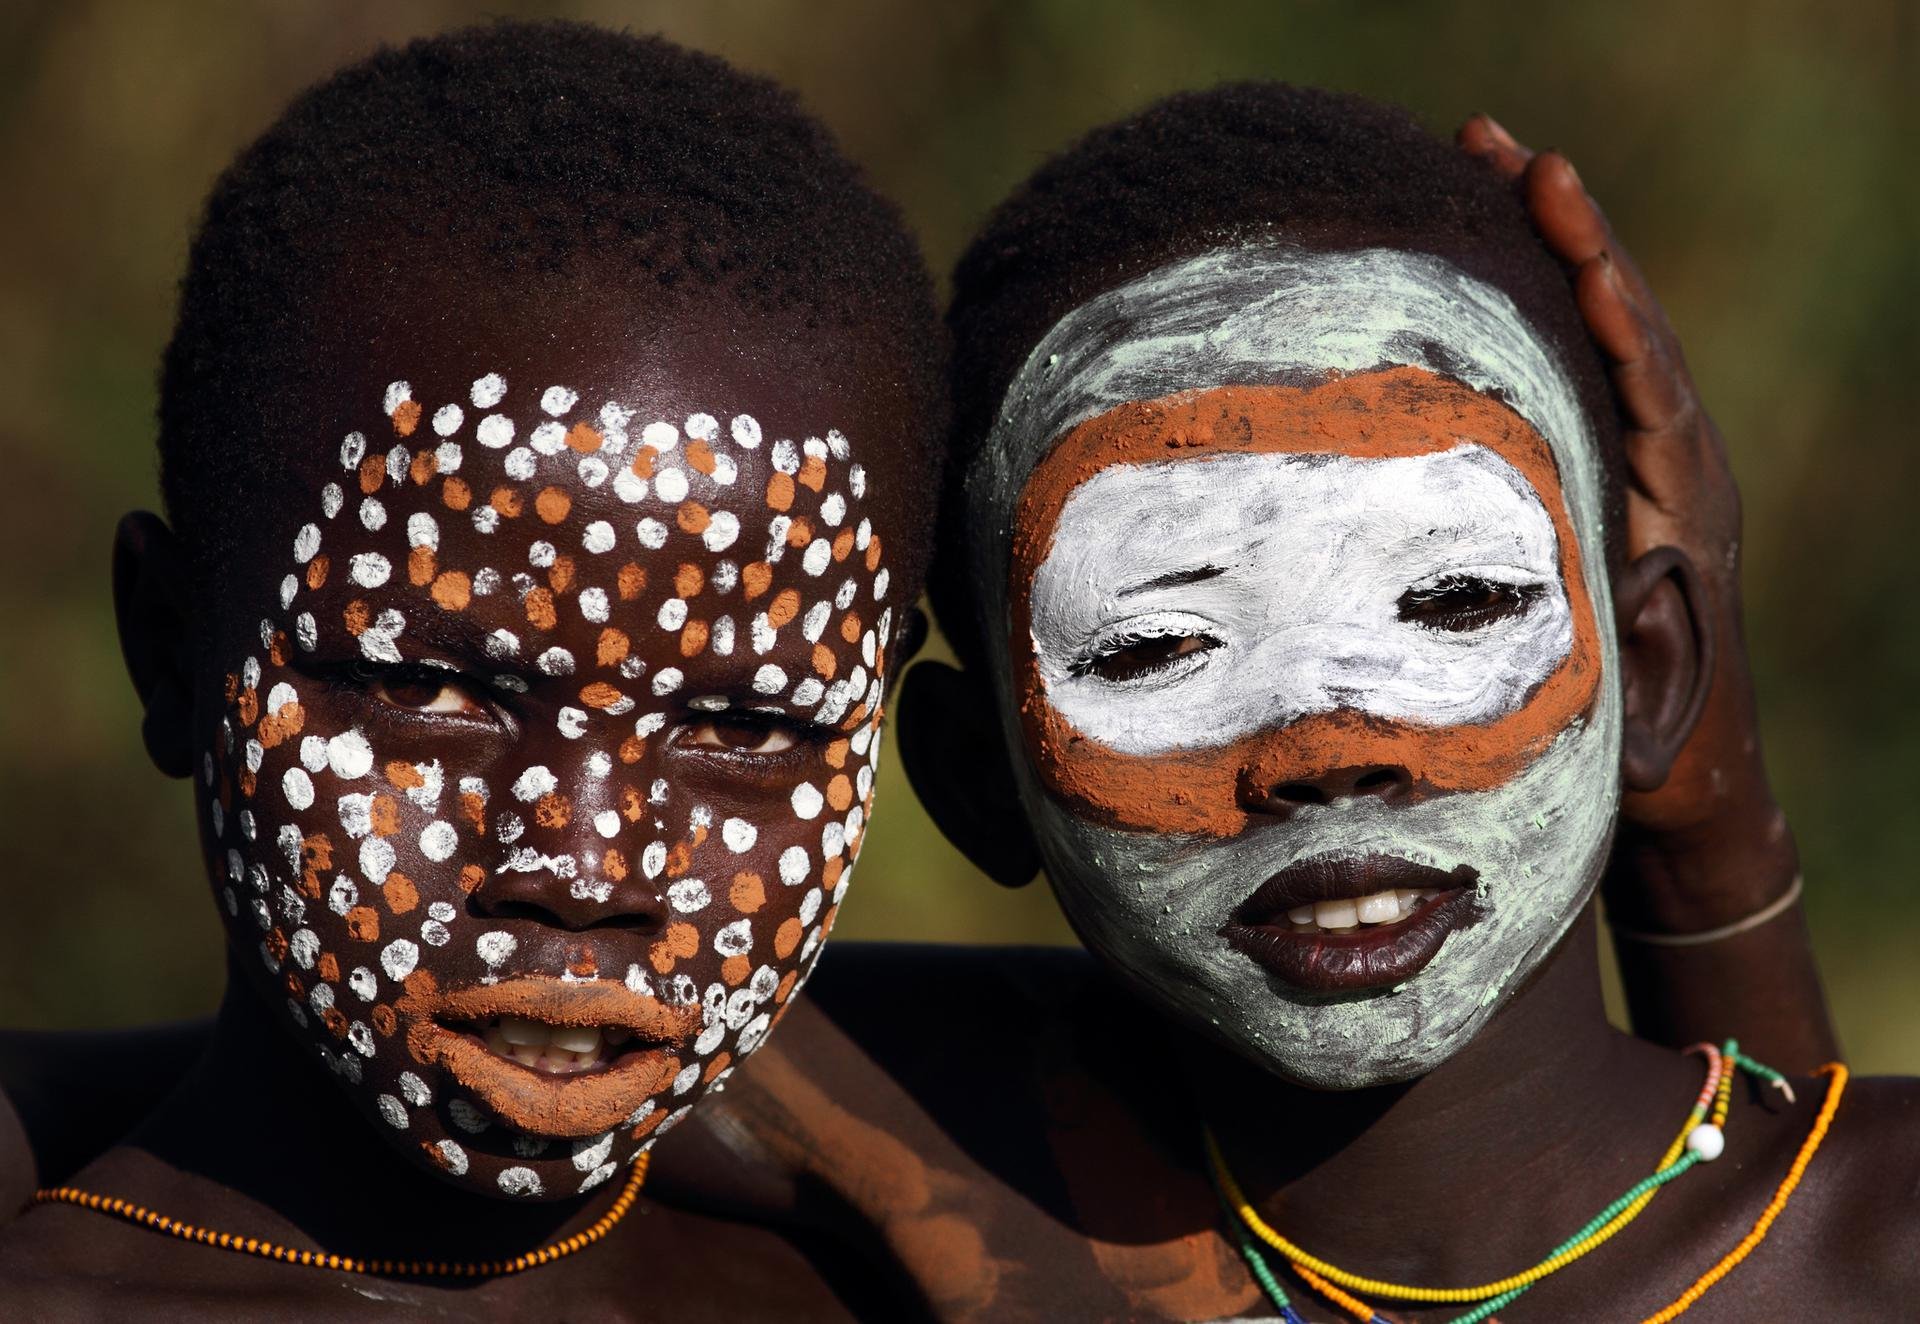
980,242,1625,1087
870,85,1911,1319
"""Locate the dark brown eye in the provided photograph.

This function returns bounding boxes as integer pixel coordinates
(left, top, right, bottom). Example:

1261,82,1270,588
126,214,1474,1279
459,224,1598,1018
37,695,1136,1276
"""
1397,576,1545,632
350,662,484,716
683,717,798,755
1076,633,1217,684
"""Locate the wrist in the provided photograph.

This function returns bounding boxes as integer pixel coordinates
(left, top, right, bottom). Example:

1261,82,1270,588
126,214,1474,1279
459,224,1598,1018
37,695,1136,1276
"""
1604,796,1799,933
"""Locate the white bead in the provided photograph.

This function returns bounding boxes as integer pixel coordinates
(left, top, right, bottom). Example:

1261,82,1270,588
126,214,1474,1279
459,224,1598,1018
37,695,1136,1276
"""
1686,1122,1725,1161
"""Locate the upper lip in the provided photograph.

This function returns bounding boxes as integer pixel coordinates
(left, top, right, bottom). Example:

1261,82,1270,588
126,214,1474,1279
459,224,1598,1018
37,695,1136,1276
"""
405,976,696,1041
1233,854,1480,925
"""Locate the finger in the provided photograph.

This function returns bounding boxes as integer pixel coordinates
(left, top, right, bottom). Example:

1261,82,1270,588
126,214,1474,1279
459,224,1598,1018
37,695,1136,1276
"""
1456,113,1533,178
1573,255,1650,366
1523,151,1612,266
1578,260,1697,432
1614,354,1698,437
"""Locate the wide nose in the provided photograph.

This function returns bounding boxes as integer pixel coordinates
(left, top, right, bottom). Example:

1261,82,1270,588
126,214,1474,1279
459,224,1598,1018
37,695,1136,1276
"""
470,759,669,932
1236,761,1413,820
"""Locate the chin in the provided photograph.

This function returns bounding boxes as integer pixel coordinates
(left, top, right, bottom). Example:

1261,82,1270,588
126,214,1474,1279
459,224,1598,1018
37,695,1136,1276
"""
348,1077,652,1203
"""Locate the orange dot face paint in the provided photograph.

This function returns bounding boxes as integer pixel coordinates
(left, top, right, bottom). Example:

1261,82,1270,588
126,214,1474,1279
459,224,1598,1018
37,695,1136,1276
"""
969,244,1624,1089
201,375,896,1199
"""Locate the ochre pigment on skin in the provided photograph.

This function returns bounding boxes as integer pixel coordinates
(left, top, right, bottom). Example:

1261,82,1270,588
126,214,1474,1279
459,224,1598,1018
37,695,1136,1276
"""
1010,367,1599,838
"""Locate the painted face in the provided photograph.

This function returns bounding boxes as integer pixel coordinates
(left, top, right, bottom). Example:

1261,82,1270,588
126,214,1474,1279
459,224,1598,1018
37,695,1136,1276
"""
968,246,1621,1088
199,373,894,1197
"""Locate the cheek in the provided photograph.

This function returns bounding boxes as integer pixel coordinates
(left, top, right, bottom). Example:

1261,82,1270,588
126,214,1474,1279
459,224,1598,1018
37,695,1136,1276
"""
651,729,880,1059
202,656,464,1061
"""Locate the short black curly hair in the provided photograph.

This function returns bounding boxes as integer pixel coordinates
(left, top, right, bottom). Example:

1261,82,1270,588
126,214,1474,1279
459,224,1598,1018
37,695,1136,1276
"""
160,19,945,591
938,82,1623,665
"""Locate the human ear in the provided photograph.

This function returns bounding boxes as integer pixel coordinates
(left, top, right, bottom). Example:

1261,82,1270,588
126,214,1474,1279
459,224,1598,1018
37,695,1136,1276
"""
112,511,195,779
896,660,1042,888
1611,545,1715,792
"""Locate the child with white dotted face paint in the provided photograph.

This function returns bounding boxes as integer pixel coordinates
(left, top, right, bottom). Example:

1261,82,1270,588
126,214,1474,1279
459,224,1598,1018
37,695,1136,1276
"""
195,358,900,1199
38,26,941,1302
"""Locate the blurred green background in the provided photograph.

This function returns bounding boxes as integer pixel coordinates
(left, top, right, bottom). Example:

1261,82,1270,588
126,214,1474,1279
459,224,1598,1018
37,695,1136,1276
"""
1,2,1913,1071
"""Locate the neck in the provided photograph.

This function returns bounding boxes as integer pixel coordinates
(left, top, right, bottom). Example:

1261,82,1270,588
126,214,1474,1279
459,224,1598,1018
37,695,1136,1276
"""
119,957,618,1262
1193,908,1698,1284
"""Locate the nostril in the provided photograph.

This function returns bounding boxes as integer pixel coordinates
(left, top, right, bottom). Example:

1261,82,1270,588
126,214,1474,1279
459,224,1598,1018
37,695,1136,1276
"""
1271,782,1329,806
1353,767,1408,798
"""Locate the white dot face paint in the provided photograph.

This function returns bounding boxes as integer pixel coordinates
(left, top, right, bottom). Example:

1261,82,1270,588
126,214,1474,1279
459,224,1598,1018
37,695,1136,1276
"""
194,372,895,1199
968,245,1623,1090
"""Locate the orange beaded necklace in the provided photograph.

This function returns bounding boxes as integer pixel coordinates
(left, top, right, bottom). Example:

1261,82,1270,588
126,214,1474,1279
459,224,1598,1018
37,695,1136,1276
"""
31,1150,648,1278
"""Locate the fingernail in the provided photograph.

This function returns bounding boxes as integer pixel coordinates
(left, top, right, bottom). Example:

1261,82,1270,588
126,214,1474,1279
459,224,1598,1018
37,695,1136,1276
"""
1484,116,1518,149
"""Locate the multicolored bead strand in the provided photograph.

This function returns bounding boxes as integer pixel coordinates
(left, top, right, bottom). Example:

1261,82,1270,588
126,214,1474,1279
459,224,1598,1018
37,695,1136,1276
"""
1209,1039,1838,1319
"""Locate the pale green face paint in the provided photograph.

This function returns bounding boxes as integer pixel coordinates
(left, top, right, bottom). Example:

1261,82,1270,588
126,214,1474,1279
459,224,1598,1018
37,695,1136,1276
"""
967,245,1620,1088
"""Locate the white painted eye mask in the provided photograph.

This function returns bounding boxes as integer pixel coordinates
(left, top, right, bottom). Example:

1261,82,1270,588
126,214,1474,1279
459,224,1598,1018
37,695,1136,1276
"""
1034,444,1572,754
966,244,1623,1088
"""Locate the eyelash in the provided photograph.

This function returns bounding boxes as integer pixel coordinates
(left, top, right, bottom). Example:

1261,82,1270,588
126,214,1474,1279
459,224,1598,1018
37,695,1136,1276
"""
1070,626,1222,686
1396,574,1546,633
319,660,835,764
319,660,496,725
671,711,830,766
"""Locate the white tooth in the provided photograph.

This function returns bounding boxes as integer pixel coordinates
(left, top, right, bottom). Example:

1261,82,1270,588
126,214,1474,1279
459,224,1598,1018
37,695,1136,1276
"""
1396,888,1422,914
1290,920,1319,933
1285,904,1317,925
510,1043,543,1067
485,1025,515,1057
1356,891,1399,925
1314,898,1359,930
499,1016,550,1047
550,1025,603,1054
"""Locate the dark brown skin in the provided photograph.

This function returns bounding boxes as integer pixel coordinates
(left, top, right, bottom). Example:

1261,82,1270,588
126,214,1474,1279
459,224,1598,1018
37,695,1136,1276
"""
668,935,1919,1321
644,139,1903,1316
0,128,1861,1319
0,250,937,1317
1454,115,1834,1073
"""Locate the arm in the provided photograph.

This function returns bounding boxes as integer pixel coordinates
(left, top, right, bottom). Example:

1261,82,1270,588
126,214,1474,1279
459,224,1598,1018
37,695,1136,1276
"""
1460,116,1837,1072
0,1020,212,1211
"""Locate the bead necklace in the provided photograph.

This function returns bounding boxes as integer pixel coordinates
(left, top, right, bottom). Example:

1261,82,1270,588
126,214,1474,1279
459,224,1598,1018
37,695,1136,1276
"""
32,1151,649,1279
1207,1042,1845,1322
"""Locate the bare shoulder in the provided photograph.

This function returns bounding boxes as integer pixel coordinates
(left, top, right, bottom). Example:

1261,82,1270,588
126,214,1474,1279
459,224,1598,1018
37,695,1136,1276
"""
0,1159,858,1323
1689,1071,1920,1313
650,944,1131,1321
690,941,1101,1128
659,942,1102,1195
0,1020,211,1214
1797,1074,1920,1289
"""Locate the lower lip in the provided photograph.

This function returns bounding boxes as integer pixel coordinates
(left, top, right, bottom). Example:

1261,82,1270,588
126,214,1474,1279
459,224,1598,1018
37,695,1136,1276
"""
409,1022,682,1137
1220,889,1476,993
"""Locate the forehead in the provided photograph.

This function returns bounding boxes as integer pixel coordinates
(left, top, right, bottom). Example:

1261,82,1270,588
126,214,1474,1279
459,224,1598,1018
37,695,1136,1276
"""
221,263,917,534
968,245,1610,615
1012,369,1572,573
209,270,916,633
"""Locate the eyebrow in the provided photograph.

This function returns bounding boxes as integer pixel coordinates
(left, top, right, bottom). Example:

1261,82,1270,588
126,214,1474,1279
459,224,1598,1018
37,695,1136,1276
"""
1117,564,1227,597
401,605,507,660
